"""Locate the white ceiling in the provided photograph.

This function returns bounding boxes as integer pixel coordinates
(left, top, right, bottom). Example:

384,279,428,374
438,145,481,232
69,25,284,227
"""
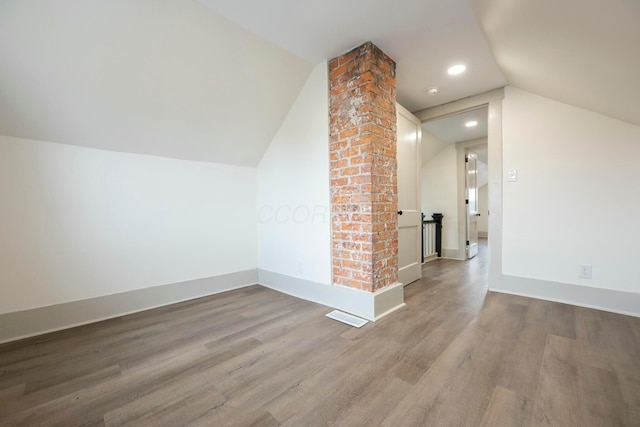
198,0,508,112
0,0,312,166
421,131,448,168
202,0,640,125
421,108,488,167
472,0,640,127
1,0,638,167
422,107,488,144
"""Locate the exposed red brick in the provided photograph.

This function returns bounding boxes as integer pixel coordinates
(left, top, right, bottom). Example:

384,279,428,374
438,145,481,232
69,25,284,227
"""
329,42,397,292
341,166,361,176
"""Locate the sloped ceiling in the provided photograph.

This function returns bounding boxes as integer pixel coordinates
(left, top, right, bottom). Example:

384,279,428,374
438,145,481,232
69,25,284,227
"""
421,131,448,168
2,1,636,167
198,0,507,113
204,0,640,126
423,107,488,145
0,0,312,166
422,108,488,167
472,0,640,127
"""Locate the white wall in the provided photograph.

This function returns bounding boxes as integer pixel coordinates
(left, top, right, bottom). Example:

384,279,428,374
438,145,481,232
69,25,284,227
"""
478,184,488,235
420,137,459,252
421,126,448,167
476,159,488,188
502,86,640,293
257,62,331,284
0,136,257,314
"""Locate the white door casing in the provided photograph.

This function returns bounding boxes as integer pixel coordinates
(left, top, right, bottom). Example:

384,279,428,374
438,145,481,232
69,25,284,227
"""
413,88,504,288
466,152,479,259
396,104,422,286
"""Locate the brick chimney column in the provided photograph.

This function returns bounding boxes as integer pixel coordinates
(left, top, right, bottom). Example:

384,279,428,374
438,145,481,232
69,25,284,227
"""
329,42,398,292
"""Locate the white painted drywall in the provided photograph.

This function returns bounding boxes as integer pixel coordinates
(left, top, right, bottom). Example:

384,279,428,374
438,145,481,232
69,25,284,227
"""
420,135,459,252
0,0,312,166
478,184,488,235
502,86,640,293
0,136,257,314
476,159,488,188
421,126,448,167
257,63,331,284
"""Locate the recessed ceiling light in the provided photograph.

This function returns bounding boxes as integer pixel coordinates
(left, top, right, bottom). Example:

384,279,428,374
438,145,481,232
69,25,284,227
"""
465,120,478,127
447,64,466,75
427,87,439,95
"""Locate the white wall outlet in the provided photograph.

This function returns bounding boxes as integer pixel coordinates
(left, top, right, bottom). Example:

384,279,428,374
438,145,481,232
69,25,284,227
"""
296,260,303,274
578,264,592,279
507,169,518,182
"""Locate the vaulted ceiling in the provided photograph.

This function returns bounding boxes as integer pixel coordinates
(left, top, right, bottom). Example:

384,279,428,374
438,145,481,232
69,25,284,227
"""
422,107,488,145
1,1,638,167
0,0,312,166
472,0,640,127
199,0,507,112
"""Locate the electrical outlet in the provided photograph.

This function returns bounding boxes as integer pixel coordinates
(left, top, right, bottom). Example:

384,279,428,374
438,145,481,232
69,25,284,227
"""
578,264,592,279
296,260,303,274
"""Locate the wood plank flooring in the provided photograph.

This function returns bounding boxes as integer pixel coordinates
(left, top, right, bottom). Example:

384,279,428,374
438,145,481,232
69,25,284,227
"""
1,241,639,426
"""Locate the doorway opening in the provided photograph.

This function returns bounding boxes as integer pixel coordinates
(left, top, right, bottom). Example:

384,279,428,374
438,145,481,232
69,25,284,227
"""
419,106,489,269
406,88,504,291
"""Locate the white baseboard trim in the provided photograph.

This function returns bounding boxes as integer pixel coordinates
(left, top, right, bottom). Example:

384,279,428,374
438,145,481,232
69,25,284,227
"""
491,275,640,318
0,269,258,344
423,254,438,263
257,269,405,321
442,248,464,260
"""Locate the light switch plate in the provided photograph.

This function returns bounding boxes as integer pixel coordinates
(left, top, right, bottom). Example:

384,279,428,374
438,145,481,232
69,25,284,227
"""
507,169,517,182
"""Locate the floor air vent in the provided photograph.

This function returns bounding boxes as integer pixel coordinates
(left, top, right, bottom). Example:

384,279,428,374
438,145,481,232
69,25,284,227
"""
325,310,368,328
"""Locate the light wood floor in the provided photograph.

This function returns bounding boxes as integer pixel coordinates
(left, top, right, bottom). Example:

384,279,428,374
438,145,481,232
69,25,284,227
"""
1,242,639,426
